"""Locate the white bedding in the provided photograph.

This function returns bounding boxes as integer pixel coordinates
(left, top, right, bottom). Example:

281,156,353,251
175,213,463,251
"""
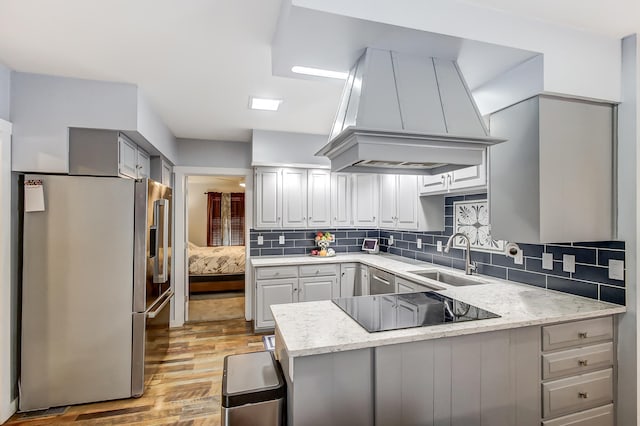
188,243,246,275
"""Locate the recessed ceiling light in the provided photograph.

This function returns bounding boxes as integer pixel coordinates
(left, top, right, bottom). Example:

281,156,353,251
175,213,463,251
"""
291,66,348,80
239,182,246,188
249,97,282,111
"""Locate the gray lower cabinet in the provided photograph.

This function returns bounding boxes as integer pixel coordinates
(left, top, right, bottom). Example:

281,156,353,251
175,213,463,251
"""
375,327,540,426
339,263,358,297
542,404,614,426
255,265,339,329
277,315,617,426
540,317,615,425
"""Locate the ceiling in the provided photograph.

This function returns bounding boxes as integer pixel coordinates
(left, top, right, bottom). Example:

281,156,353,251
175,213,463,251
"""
0,0,635,143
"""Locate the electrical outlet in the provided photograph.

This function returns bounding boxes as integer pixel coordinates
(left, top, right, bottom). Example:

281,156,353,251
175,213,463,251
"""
609,259,624,281
542,253,553,270
257,235,264,246
562,254,575,273
437,240,442,252
279,235,285,245
389,235,394,246
416,238,422,249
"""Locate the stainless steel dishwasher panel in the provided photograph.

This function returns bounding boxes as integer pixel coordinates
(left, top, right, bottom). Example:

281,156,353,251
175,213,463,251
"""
369,268,396,295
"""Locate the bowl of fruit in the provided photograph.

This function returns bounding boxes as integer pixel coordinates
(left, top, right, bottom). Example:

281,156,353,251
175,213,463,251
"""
310,231,335,257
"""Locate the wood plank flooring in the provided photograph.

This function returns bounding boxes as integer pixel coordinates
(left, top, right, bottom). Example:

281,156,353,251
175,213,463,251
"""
6,319,265,425
188,293,245,322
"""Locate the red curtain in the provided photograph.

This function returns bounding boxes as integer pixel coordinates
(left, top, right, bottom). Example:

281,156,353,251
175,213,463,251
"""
207,192,222,246
230,193,245,245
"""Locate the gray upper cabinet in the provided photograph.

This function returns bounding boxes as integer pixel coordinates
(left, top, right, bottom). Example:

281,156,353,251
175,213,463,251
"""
69,128,151,179
150,156,173,187
489,95,614,243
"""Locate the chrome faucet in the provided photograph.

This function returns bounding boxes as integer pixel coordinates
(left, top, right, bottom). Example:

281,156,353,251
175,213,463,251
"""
444,232,477,275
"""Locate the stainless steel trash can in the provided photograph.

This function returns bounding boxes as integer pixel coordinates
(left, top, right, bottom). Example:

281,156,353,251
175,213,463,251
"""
222,351,286,426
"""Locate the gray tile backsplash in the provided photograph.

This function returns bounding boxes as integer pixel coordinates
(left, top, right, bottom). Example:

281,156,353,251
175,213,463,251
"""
249,193,625,306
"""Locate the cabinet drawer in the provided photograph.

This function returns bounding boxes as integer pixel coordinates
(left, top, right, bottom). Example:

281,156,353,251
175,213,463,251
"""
255,266,298,280
543,342,613,380
542,369,613,419
542,403,613,426
542,317,613,351
299,264,339,277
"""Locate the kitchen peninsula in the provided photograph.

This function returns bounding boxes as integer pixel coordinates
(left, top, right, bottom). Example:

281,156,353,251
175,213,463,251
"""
252,255,625,426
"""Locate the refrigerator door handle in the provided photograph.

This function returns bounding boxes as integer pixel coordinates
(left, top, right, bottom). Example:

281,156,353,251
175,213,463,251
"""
152,199,169,283
147,290,173,319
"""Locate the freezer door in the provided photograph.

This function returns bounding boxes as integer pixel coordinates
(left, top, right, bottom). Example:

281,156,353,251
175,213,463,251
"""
133,179,172,313
131,290,172,396
20,175,134,411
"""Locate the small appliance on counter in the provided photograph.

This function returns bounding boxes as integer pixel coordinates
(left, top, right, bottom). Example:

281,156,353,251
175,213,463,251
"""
333,292,500,333
361,238,379,254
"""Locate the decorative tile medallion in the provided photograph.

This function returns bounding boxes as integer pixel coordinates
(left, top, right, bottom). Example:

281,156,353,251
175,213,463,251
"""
453,200,505,253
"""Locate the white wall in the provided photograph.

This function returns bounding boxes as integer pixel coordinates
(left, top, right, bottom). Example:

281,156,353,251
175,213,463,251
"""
473,55,544,115
136,90,178,164
10,72,179,173
252,129,330,167
10,72,139,173
187,177,245,247
616,34,639,425
176,138,251,169
0,120,14,423
292,0,621,102
0,64,9,122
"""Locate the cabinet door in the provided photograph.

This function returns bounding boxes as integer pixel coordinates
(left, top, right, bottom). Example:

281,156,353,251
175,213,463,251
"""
353,174,379,227
359,265,370,296
340,263,358,297
397,281,415,293
255,168,282,229
396,175,418,230
298,276,338,302
419,174,447,195
118,136,138,178
447,150,487,192
397,300,419,328
256,278,296,328
379,174,397,227
136,149,150,179
282,168,308,228
307,169,331,228
331,173,352,227
379,296,397,330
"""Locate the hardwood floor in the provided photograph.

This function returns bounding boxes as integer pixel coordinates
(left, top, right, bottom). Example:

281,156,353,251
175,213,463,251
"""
6,319,265,425
188,292,245,322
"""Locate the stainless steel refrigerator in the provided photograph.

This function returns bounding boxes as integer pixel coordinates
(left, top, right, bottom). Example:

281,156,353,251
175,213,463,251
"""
19,175,172,411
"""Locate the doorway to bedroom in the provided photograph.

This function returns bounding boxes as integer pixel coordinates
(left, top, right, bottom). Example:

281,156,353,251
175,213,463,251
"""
186,175,246,322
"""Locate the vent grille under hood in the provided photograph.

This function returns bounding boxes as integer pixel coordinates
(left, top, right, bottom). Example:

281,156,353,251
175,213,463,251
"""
316,48,506,175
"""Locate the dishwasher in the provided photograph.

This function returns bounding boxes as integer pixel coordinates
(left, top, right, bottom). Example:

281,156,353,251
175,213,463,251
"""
369,267,396,295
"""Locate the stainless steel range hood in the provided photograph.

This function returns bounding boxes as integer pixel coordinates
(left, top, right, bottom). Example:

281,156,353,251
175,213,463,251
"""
316,48,506,175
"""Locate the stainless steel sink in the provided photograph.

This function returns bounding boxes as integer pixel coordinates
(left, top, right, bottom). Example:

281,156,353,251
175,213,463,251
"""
410,270,488,287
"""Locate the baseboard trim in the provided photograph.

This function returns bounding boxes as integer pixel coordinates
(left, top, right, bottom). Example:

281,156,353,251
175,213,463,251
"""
0,397,18,424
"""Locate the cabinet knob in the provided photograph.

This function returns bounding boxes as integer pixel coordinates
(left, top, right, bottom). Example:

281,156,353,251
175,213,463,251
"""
578,392,589,399
578,331,588,339
578,359,589,366
293,287,298,292
308,217,312,220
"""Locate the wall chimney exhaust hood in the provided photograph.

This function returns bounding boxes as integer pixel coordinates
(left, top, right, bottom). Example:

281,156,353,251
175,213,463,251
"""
316,48,506,175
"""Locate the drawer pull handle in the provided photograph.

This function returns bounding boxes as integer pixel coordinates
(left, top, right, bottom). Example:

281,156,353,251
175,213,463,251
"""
578,392,589,399
578,359,589,366
578,331,588,338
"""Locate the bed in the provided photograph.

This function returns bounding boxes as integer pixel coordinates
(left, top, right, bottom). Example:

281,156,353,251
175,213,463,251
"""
188,242,246,293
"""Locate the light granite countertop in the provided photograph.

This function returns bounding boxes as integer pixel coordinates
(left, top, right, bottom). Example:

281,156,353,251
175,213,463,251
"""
253,254,626,358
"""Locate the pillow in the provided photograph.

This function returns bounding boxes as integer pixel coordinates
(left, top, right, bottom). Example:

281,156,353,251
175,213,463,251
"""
188,241,198,250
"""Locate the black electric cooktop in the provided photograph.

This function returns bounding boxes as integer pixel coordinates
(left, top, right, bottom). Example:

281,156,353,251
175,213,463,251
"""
332,291,500,333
